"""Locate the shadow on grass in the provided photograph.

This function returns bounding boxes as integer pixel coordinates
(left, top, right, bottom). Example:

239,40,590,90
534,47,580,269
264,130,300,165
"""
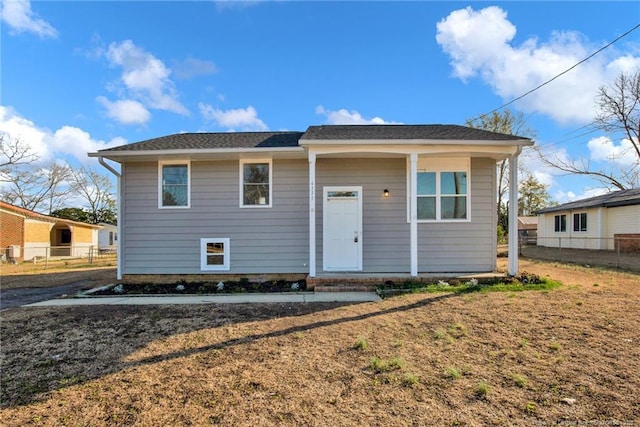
0,292,459,409
2,280,560,409
123,293,456,368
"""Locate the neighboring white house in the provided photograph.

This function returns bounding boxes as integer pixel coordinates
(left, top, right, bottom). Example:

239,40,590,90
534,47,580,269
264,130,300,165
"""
98,222,118,251
89,124,533,281
536,189,640,251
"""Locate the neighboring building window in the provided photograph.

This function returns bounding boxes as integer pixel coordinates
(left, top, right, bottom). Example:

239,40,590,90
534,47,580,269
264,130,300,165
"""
240,159,272,207
200,238,230,271
60,229,71,244
554,214,567,232
159,161,190,208
573,212,587,232
415,158,469,221
109,232,114,246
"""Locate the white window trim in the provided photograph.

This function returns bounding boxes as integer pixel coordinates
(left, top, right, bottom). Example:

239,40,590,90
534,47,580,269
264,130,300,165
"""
407,157,471,223
573,212,588,232
554,214,567,233
200,238,230,271
158,160,191,209
239,158,273,208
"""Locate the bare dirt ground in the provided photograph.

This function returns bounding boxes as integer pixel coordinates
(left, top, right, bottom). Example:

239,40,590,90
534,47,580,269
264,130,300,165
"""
1,258,639,426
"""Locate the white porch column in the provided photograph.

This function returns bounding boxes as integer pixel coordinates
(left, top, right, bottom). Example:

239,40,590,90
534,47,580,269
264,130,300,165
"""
309,152,316,277
410,153,418,276
508,151,520,275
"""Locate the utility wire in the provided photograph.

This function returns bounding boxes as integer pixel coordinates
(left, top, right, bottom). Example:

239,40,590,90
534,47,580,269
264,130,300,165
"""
472,22,640,122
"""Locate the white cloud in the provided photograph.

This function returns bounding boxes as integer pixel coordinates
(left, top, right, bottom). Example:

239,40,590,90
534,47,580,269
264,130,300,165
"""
315,105,400,125
1,0,57,38
172,57,218,79
105,40,188,115
587,135,638,166
97,96,150,125
199,103,268,131
554,187,608,203
436,6,640,124
0,105,125,165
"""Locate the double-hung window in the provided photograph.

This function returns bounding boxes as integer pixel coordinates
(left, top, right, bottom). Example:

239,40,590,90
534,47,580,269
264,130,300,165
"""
240,159,272,207
414,158,470,221
573,212,587,232
159,161,190,208
200,238,230,271
554,214,567,232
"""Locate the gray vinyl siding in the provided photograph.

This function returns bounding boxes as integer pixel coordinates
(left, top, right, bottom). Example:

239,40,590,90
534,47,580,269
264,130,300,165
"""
418,157,496,272
122,159,309,274
315,157,496,274
122,156,497,275
315,158,410,273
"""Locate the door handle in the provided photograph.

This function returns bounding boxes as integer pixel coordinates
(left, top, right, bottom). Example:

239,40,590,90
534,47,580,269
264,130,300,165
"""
354,236,358,243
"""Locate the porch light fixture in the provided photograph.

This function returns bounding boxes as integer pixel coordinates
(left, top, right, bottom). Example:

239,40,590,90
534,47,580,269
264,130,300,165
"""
383,189,390,197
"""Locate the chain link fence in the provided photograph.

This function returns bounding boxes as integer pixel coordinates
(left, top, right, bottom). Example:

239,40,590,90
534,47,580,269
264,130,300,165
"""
2,245,117,269
519,236,640,272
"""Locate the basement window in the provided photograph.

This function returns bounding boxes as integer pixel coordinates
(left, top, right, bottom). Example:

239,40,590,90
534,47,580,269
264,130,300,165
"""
200,238,230,271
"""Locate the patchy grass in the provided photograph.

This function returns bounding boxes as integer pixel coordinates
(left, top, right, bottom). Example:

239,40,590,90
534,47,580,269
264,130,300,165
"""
376,272,561,297
1,259,639,425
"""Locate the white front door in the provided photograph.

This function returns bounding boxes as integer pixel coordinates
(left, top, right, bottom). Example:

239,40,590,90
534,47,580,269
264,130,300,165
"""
323,186,363,271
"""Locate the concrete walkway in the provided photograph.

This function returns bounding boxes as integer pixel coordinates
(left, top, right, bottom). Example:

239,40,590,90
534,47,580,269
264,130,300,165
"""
24,292,381,307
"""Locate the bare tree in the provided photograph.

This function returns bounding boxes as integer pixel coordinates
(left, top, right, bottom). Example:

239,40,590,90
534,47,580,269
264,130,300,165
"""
466,109,536,230
538,69,640,190
70,167,115,224
1,161,74,213
0,133,39,174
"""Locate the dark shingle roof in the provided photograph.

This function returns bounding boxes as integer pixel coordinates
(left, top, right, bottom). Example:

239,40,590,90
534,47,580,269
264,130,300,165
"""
96,125,531,155
537,188,640,214
300,125,530,141
99,132,304,152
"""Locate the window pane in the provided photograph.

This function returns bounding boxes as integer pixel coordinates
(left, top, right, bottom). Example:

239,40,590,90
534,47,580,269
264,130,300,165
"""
206,242,225,266
441,172,467,195
327,191,358,198
207,255,224,266
243,163,270,205
417,196,436,220
163,165,187,184
243,163,269,184
417,172,436,195
243,184,269,205
441,196,467,219
162,165,188,206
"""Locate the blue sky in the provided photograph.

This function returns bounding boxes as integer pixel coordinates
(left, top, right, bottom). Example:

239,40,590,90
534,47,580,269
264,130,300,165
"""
1,0,639,204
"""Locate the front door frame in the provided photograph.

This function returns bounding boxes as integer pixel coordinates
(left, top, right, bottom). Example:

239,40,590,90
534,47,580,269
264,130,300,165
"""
322,185,363,272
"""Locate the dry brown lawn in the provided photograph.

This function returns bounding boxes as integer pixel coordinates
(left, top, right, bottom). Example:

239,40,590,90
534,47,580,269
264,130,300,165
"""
1,257,117,290
1,259,639,426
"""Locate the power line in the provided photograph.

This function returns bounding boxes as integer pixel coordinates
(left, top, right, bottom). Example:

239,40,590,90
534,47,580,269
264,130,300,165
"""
472,22,640,122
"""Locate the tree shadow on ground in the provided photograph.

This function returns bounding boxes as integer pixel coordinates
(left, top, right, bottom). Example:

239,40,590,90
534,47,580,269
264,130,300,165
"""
0,292,456,409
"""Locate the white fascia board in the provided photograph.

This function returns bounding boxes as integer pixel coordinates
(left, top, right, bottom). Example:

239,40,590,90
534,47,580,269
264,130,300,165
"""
299,138,533,147
307,144,525,157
